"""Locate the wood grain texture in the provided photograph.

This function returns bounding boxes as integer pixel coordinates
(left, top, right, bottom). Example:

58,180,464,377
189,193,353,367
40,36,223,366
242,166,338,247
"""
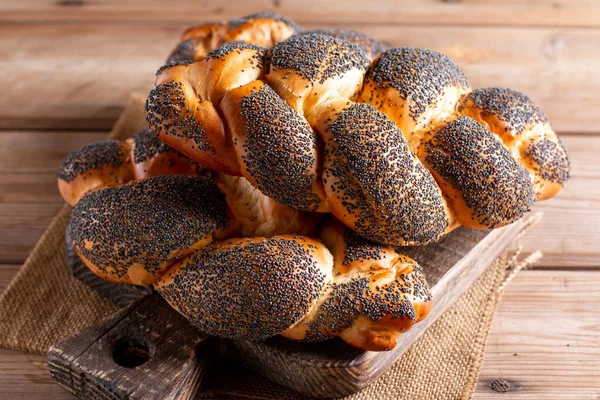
2,270,597,399
1,6,598,397
474,270,600,400
0,131,105,263
3,0,600,27
1,23,598,132
0,348,75,400
48,294,214,400
511,135,600,267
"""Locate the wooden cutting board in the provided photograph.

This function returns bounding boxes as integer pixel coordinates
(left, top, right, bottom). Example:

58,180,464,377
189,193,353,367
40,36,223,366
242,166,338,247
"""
48,214,538,399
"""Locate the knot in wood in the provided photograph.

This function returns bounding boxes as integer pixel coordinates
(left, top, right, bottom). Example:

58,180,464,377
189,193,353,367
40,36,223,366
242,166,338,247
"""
490,378,511,393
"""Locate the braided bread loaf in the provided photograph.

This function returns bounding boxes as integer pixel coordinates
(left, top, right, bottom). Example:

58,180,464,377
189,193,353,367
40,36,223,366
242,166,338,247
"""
147,32,570,246
57,13,570,352
69,174,430,351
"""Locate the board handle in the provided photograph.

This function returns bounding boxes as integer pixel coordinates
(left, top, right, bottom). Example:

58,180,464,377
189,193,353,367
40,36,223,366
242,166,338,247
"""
48,293,216,400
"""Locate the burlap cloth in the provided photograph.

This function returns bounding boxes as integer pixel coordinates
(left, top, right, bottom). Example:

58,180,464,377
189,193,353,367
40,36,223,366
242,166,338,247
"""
0,94,542,400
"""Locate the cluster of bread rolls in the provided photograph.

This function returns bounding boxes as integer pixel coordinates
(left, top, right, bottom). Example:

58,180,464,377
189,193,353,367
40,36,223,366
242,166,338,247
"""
148,20,570,247
58,12,569,351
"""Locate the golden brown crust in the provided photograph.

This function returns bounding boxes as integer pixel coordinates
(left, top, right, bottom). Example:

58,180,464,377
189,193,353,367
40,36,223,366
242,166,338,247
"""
57,129,205,206
57,140,134,206
71,175,229,286
317,100,451,245
419,116,535,229
64,18,573,354
522,133,570,200
149,27,569,246
147,43,268,175
225,12,302,48
281,218,432,351
181,23,227,42
167,12,301,63
131,128,203,180
213,173,322,238
300,29,389,61
458,88,571,200
317,217,400,274
152,219,431,350
265,33,370,116
359,47,471,150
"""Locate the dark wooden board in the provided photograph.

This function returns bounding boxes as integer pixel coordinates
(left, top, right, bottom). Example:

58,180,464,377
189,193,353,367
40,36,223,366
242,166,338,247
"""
48,294,215,400
49,215,537,399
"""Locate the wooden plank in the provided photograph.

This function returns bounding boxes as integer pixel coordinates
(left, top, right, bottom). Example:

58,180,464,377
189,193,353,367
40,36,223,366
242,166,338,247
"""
2,0,600,28
0,348,75,400
0,24,599,132
48,294,213,400
474,270,600,399
0,131,106,263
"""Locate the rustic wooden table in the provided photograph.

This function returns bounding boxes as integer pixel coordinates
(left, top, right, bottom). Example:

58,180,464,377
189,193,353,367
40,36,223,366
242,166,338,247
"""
0,1,598,399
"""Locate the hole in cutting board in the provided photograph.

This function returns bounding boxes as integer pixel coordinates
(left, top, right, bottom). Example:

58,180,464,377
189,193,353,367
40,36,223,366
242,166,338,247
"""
112,337,153,368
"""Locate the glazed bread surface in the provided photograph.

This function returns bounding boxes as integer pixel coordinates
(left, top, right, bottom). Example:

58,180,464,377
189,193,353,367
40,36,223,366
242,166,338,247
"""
58,131,322,240
59,13,571,352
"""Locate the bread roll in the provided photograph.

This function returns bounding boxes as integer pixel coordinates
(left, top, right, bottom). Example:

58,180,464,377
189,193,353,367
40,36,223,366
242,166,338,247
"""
71,175,229,285
148,42,268,175
167,12,302,63
265,33,370,116
300,29,388,60
147,29,570,247
58,140,134,206
57,129,203,206
359,47,471,150
214,172,322,237
131,128,202,180
457,88,571,200
221,80,328,212
417,116,535,229
315,100,454,245
155,236,332,340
